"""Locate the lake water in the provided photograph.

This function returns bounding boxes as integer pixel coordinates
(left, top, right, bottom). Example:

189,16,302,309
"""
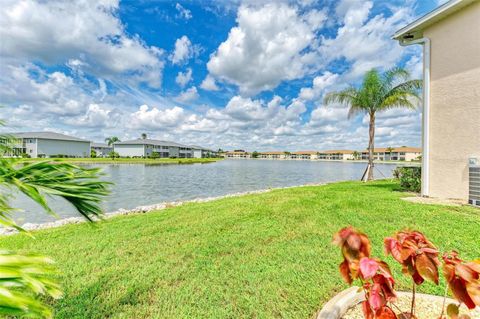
11,159,402,224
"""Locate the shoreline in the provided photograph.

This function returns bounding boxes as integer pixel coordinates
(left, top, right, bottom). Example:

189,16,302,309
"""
1,182,328,236
227,158,420,165
13,158,223,165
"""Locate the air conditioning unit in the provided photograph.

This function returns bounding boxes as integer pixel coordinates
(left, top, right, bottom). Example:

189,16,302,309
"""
469,157,480,207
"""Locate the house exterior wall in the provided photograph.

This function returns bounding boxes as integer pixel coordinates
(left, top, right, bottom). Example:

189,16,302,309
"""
114,144,145,157
423,1,480,200
24,139,38,157
36,139,90,158
193,150,202,158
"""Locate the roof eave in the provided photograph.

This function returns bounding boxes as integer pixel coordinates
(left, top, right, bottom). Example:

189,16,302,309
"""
393,0,473,41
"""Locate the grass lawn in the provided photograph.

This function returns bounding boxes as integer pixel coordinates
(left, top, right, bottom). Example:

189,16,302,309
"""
16,157,223,165
1,180,479,318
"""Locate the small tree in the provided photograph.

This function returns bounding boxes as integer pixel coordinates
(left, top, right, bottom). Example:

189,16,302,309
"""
252,151,259,158
91,149,97,158
141,133,147,139
352,151,360,160
386,147,394,160
104,136,120,146
108,151,119,160
150,151,160,159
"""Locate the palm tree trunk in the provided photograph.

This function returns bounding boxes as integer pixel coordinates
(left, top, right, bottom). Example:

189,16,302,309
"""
367,112,375,181
361,112,376,181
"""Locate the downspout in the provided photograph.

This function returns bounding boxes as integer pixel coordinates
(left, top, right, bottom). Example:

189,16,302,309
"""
399,37,430,197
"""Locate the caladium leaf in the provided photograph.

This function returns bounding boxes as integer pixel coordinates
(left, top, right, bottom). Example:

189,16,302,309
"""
362,300,374,319
375,306,397,319
339,259,352,284
415,253,439,284
449,277,476,309
443,252,480,308
360,257,379,279
466,279,480,306
384,237,402,262
369,283,385,311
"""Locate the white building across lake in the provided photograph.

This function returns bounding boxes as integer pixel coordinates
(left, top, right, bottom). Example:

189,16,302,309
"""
114,139,215,158
10,132,90,158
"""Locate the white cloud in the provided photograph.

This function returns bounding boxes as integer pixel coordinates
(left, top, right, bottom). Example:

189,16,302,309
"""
200,75,220,91
298,71,339,100
175,68,193,87
170,36,195,65
0,0,164,88
175,3,192,20
64,104,121,128
175,86,199,103
129,105,186,129
319,0,413,80
206,3,326,95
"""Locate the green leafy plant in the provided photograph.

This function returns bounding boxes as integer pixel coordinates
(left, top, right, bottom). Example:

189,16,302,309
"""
108,151,119,160
149,151,160,159
393,167,421,192
334,227,479,319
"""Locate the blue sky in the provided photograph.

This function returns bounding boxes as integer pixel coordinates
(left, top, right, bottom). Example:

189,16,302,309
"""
0,0,443,151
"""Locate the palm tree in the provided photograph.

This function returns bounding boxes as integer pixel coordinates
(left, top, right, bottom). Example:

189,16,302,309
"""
324,68,421,181
352,151,360,160
386,146,394,161
141,133,147,140
104,136,120,146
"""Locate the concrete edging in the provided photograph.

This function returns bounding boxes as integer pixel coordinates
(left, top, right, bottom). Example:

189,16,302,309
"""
316,287,474,319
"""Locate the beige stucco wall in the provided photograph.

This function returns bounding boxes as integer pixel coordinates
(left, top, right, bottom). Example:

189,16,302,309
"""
423,1,480,200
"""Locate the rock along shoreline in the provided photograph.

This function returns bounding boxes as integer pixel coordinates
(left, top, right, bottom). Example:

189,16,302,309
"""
1,182,325,236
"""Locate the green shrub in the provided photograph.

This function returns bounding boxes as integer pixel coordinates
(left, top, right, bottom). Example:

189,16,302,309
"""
393,166,421,192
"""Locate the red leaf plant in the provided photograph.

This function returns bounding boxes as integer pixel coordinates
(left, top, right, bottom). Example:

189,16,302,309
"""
334,227,397,319
334,227,478,319
442,251,480,310
333,226,372,284
384,230,441,285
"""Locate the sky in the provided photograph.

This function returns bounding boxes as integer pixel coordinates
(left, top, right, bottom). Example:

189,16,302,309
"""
0,0,444,151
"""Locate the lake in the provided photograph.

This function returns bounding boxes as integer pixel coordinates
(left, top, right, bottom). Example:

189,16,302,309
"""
12,159,402,224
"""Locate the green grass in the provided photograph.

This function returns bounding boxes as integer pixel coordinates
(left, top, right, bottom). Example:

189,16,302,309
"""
16,157,223,165
1,180,478,318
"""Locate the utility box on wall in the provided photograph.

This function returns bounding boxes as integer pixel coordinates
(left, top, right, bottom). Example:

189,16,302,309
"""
469,157,480,207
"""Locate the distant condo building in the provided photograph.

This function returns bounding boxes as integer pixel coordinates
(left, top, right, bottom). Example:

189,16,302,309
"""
7,132,90,158
290,151,318,160
224,146,421,162
1,132,216,159
258,151,288,160
114,139,215,158
360,147,421,162
318,150,355,161
224,150,251,158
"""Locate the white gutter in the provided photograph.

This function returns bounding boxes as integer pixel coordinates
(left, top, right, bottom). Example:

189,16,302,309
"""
398,37,430,197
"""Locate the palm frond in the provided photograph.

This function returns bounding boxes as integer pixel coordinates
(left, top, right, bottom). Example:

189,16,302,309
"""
382,67,410,88
323,87,359,107
0,251,63,319
0,159,111,225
